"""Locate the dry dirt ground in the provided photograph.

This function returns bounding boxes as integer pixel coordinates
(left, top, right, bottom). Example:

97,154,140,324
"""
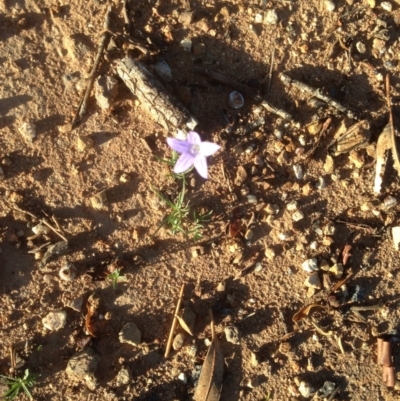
2,0,400,400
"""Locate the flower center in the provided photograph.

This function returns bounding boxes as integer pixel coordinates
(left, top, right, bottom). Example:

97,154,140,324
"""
189,144,200,155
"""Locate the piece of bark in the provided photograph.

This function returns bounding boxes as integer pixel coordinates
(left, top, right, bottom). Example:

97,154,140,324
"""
117,57,198,131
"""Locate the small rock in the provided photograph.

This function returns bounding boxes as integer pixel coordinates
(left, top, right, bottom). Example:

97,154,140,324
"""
84,373,98,391
66,348,100,382
120,172,131,183
292,210,304,222
383,195,397,209
228,91,244,109
247,195,257,204
318,381,336,397
235,166,247,186
302,258,318,272
90,190,108,210
94,75,118,110
59,263,77,281
265,203,279,215
324,155,334,173
180,38,192,52
264,247,275,260
66,296,83,312
225,325,240,344
0,166,4,181
299,381,314,398
329,263,344,279
1,157,11,166
349,151,364,168
356,41,366,53
186,343,198,358
178,11,194,26
392,226,400,250
19,122,36,141
254,13,263,23
115,367,132,386
372,38,386,51
367,0,376,7
119,322,141,346
381,1,392,12
286,200,298,211
178,372,187,383
172,333,185,351
154,61,172,83
264,9,278,24
304,271,322,289
293,164,303,179
77,135,95,152
325,0,336,11
315,177,326,190
42,310,67,331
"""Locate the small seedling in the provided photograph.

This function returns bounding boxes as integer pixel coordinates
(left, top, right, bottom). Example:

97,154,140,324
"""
106,269,127,289
0,369,36,400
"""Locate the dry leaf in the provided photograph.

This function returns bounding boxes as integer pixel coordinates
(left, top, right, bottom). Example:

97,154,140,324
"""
194,314,224,401
86,293,105,337
177,306,196,336
374,123,391,194
292,303,326,323
332,119,370,155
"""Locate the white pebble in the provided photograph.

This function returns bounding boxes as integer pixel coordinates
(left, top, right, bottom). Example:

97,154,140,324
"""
254,13,263,23
292,210,304,221
302,258,318,272
356,41,366,53
247,194,258,204
264,9,278,24
299,381,315,398
381,1,392,12
178,373,187,383
42,310,67,331
325,0,336,11
293,164,303,179
19,122,37,141
286,200,298,211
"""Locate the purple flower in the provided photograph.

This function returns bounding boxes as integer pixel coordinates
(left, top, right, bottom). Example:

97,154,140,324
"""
166,131,220,179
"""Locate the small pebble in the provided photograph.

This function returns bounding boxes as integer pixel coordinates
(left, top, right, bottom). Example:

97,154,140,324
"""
1,157,12,166
315,177,326,190
304,271,322,289
356,41,366,53
154,61,172,83
298,381,315,398
264,247,275,260
228,91,244,109
293,164,303,179
180,38,192,52
172,333,185,351
178,372,187,383
225,325,240,344
19,122,36,141
119,322,141,346
329,263,344,279
292,210,304,222
325,0,336,11
264,9,278,24
383,195,397,209
381,1,392,12
286,200,298,211
42,310,67,331
302,258,318,272
247,195,257,204
59,263,77,281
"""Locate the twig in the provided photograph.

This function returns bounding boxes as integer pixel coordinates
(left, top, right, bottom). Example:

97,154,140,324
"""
350,303,383,312
302,117,332,160
267,46,275,97
122,0,131,35
327,386,341,401
13,206,68,242
71,6,112,130
260,99,295,124
10,344,16,370
280,73,356,119
165,283,185,358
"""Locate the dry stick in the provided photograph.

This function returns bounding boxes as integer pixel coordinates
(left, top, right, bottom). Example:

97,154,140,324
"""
13,206,68,242
350,304,383,312
165,283,185,358
267,46,275,97
122,0,131,35
71,6,112,130
194,66,295,123
280,73,356,119
302,117,332,160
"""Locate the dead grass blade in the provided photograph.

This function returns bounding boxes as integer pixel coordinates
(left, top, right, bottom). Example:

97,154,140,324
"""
386,75,400,174
374,123,391,194
292,303,326,324
194,311,224,401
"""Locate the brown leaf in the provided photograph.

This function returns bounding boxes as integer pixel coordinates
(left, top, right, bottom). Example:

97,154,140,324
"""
292,303,326,323
85,293,105,337
194,314,224,401
333,119,370,155
177,306,196,336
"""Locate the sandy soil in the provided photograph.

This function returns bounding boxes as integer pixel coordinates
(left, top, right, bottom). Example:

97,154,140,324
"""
1,0,400,400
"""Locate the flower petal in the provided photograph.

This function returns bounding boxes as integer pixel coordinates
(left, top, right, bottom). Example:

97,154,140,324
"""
174,153,195,174
186,131,201,145
199,141,221,157
194,154,208,179
167,138,190,154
